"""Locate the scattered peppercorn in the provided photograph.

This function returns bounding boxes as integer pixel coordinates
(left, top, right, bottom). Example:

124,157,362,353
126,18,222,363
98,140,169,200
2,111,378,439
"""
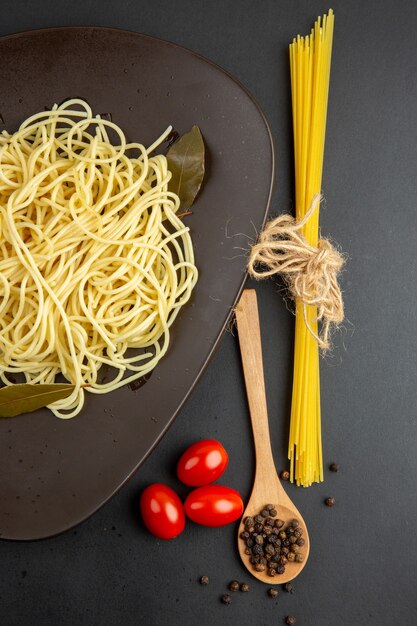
199,575,209,585
221,594,232,605
285,616,296,625
229,580,240,592
280,470,290,481
268,588,279,598
239,506,305,577
329,462,339,472
240,582,250,592
283,582,294,593
325,497,336,507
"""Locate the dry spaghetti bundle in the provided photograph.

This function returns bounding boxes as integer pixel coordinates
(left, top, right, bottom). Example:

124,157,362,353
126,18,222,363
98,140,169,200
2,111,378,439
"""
249,10,342,486
288,10,335,486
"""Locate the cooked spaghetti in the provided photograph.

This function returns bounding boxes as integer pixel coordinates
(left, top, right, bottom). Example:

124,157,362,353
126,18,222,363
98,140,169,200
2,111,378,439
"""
288,10,334,486
0,99,198,418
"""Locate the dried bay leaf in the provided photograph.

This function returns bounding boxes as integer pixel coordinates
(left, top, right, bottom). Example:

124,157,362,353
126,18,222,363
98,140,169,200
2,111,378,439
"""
167,126,205,209
0,383,75,417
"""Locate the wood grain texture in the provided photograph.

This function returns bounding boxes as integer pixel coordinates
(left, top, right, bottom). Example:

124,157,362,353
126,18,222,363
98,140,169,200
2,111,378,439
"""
235,289,310,584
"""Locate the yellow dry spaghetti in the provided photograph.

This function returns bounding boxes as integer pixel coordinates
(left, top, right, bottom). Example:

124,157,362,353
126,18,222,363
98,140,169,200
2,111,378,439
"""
288,10,334,486
0,99,198,418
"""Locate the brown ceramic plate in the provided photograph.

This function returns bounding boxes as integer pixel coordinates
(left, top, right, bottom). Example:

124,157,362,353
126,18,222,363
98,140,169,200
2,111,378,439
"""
0,27,273,540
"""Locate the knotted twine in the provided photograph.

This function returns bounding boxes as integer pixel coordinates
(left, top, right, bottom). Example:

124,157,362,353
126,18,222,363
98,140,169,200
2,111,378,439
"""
248,194,345,351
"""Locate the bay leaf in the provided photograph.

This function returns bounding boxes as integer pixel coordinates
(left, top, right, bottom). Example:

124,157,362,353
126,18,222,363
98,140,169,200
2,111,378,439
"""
0,383,75,417
167,126,205,209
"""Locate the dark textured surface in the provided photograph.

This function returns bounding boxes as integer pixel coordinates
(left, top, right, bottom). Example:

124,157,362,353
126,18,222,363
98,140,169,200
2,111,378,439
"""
1,0,417,624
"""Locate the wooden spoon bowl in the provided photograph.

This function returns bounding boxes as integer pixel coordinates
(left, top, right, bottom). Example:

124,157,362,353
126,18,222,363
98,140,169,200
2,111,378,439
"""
235,289,310,584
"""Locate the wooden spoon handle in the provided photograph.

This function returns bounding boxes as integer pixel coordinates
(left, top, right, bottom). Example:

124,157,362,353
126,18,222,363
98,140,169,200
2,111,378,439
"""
235,289,277,478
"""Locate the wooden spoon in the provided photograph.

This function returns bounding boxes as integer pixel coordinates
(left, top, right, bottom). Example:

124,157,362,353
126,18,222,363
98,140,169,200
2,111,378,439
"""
235,289,310,584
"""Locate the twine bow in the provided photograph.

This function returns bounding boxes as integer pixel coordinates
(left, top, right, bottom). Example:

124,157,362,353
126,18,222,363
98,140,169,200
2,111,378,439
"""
248,194,345,351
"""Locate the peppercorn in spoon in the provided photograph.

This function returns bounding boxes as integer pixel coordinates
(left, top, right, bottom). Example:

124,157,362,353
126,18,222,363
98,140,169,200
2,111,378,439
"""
235,289,310,584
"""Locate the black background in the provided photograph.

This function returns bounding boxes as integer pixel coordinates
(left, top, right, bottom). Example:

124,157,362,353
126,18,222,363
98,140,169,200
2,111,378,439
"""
1,1,416,625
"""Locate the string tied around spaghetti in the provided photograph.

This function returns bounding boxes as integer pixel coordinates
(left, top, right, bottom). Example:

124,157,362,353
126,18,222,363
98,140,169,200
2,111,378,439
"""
248,194,345,351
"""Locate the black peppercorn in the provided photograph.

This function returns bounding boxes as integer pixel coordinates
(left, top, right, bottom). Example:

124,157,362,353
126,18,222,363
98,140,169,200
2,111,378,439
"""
240,505,305,579
229,580,240,592
280,470,290,481
268,588,279,598
221,594,232,605
329,462,339,472
265,543,276,556
199,575,209,585
325,497,336,507
285,615,296,625
240,583,250,592
283,582,294,593
295,553,304,563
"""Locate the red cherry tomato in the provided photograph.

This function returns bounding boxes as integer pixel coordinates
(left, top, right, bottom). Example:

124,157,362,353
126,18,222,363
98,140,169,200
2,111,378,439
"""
140,483,185,539
177,439,229,486
184,485,244,527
